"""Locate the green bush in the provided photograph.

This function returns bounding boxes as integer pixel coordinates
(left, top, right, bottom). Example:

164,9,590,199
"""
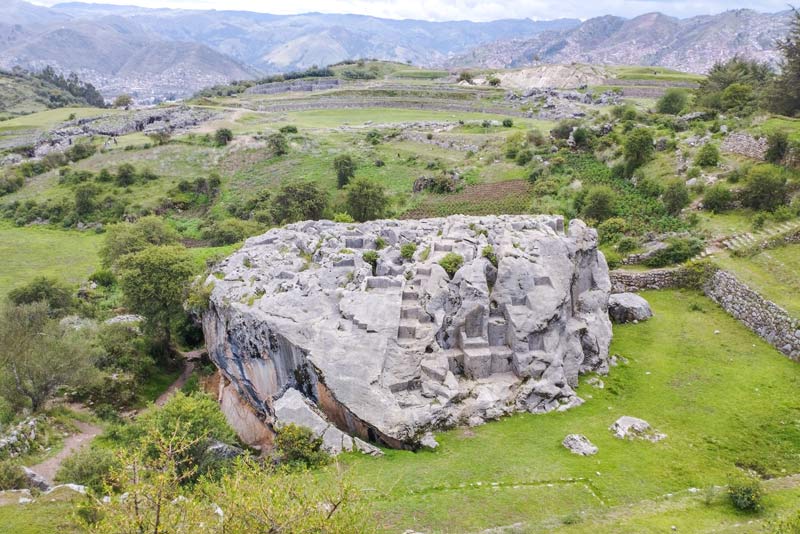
7,276,74,315
346,176,389,222
765,131,789,163
439,253,464,278
728,474,763,512
333,212,354,223
214,128,234,146
502,118,514,128
638,176,664,198
597,217,627,244
334,154,356,189
656,88,688,115
695,143,720,167
741,166,789,212
362,250,379,273
274,424,330,469
279,125,298,134
55,446,117,493
663,180,690,216
400,243,417,260
624,128,655,176
89,269,116,288
644,237,703,267
270,181,328,224
582,186,617,222
703,184,733,213
616,237,639,254
515,149,533,166
0,461,28,490
267,133,289,156
201,219,262,246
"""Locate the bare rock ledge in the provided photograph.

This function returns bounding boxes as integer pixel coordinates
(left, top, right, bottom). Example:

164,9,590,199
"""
203,215,613,451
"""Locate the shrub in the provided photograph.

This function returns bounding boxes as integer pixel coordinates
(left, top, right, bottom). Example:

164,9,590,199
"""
582,186,616,222
89,269,116,288
457,71,473,83
515,149,533,166
487,76,501,87
400,243,417,260
662,180,690,216
656,88,688,115
703,184,733,213
624,128,655,176
617,237,639,254
334,154,356,188
686,166,701,179
0,461,28,490
55,446,117,493
346,176,389,222
365,130,382,145
333,212,355,223
214,128,234,146
99,216,180,268
115,163,136,186
274,424,330,469
728,474,763,512
644,237,703,267
7,276,74,315
597,217,627,244
638,176,664,198
201,219,261,246
695,143,720,167
527,129,546,146
551,120,578,140
270,181,328,224
362,250,379,271
439,253,464,278
267,133,289,156
502,118,514,128
765,131,789,163
572,127,591,149
741,166,789,212
278,125,298,134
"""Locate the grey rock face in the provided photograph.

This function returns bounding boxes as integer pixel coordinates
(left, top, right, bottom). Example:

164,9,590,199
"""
203,215,612,450
22,468,50,491
562,434,598,456
610,416,666,442
608,293,653,323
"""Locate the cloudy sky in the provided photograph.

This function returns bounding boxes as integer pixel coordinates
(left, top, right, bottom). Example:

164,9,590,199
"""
28,0,792,21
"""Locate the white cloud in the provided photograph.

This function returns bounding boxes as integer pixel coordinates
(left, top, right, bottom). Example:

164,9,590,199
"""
28,0,792,21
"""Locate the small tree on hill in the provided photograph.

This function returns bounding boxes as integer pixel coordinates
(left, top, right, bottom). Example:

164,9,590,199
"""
346,176,389,222
582,186,616,222
656,88,688,115
117,245,196,353
214,128,234,147
334,154,356,188
100,216,180,268
623,128,655,176
740,166,789,212
270,181,328,224
662,180,690,215
113,94,133,109
267,133,289,156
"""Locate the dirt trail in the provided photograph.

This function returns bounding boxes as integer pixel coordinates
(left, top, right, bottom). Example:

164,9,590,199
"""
27,420,102,484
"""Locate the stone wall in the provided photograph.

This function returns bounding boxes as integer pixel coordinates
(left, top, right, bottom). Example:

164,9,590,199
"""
704,270,800,360
721,132,768,160
609,268,686,293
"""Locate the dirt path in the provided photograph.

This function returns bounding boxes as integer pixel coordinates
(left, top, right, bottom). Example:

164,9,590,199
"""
154,349,204,406
27,420,102,484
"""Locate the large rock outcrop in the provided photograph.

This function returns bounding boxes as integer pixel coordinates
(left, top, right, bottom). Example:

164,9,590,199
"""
203,215,612,450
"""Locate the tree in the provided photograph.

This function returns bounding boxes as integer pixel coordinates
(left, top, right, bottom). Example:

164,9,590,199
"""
0,302,97,411
623,128,655,176
765,131,790,163
767,8,800,116
346,176,389,222
117,245,196,350
112,94,133,109
115,163,136,186
267,133,289,156
582,186,616,222
740,166,789,212
147,131,171,146
656,88,688,115
334,154,356,189
457,71,473,83
270,181,328,224
703,184,733,213
7,276,74,316
214,128,234,146
721,83,755,112
100,216,180,268
74,183,99,216
662,180,690,216
694,143,720,168
696,56,773,110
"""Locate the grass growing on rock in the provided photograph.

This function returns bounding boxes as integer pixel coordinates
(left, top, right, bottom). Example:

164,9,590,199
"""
341,290,800,533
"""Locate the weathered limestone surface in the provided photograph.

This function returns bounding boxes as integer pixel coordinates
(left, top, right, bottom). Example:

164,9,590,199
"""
203,215,612,450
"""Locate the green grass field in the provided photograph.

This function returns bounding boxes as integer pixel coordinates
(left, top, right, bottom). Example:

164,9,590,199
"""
341,290,800,532
0,224,102,298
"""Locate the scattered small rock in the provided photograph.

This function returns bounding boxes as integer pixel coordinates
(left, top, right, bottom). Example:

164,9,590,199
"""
609,416,666,442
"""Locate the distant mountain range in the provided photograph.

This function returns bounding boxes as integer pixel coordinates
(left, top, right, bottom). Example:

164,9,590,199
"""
0,1,792,101
449,10,793,74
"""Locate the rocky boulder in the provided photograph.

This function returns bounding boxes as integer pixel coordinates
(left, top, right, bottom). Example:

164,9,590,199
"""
608,293,653,323
203,215,612,450
562,434,598,456
610,416,666,442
